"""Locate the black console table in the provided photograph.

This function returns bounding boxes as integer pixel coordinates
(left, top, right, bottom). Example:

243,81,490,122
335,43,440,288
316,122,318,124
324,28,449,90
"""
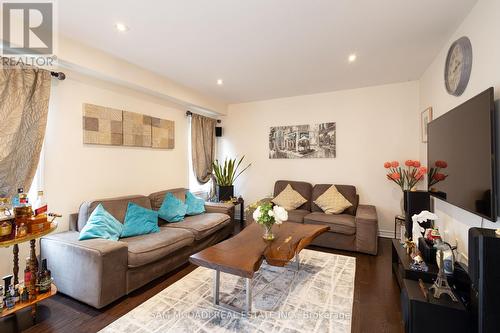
392,239,472,333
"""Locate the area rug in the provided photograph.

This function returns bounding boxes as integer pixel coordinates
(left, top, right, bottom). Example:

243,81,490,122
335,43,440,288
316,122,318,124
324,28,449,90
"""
99,249,356,333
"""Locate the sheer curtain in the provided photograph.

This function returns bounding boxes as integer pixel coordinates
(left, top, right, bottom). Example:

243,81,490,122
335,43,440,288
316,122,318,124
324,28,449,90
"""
0,66,51,197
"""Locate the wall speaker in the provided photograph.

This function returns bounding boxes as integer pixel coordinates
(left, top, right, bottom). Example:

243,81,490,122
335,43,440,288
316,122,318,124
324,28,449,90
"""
404,190,430,239
469,227,500,333
215,127,223,137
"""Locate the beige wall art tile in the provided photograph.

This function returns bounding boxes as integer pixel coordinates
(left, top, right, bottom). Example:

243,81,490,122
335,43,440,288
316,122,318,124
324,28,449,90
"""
83,103,123,145
82,103,175,149
123,111,152,147
151,117,175,149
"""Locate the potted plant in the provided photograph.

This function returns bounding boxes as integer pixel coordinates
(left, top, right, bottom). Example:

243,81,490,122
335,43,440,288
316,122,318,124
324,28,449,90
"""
212,156,251,201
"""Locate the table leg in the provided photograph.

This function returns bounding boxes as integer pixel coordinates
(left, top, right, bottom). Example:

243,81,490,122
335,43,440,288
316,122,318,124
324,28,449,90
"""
295,252,300,271
213,269,220,305
31,303,37,323
29,239,37,300
245,278,252,315
13,244,19,285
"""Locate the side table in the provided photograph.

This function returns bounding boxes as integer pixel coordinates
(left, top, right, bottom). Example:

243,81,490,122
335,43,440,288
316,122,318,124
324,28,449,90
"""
209,197,244,224
0,221,58,322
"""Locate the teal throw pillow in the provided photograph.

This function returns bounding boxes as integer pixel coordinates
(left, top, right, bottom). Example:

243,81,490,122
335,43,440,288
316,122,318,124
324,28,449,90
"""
79,204,123,241
185,192,205,215
121,202,160,238
158,192,187,222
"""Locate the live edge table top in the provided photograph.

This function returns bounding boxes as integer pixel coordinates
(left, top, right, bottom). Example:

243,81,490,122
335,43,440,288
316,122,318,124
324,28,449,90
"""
189,222,329,279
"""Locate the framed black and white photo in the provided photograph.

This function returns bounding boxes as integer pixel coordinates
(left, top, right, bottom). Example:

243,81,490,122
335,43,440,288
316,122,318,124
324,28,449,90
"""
269,122,336,159
421,107,433,143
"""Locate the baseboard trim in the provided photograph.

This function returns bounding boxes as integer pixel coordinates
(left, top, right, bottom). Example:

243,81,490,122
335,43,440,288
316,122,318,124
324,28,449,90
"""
379,229,394,238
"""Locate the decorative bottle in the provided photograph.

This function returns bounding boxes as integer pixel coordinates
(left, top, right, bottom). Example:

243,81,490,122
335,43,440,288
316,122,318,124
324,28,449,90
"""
34,191,47,217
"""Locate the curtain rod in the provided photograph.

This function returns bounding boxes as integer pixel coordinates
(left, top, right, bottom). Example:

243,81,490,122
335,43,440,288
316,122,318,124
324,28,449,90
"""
186,110,221,123
50,71,66,80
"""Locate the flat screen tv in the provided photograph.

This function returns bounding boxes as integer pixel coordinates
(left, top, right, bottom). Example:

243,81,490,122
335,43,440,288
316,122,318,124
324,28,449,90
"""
427,87,497,221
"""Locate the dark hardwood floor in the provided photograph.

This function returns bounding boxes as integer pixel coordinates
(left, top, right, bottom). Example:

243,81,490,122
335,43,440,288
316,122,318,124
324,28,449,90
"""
1,237,403,333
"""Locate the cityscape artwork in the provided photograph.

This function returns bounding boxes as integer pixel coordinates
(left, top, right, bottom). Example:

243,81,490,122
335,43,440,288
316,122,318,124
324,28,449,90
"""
269,122,336,159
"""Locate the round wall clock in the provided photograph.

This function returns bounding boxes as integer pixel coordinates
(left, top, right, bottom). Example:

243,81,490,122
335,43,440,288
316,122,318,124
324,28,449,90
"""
444,36,473,96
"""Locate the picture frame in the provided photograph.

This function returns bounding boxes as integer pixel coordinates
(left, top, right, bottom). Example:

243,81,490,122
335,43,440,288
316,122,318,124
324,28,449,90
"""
421,107,433,143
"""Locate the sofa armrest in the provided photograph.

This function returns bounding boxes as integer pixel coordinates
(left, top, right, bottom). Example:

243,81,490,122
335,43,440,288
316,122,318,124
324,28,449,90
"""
40,231,128,308
355,204,379,255
205,202,235,221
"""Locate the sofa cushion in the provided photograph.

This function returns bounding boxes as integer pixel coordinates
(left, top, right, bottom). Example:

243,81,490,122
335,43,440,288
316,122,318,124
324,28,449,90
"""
79,204,124,241
158,192,187,222
304,212,356,235
287,209,310,223
121,202,159,238
272,184,308,211
163,213,230,240
273,180,312,211
312,184,358,215
121,227,194,268
149,188,187,211
313,185,353,214
185,192,206,216
78,195,151,231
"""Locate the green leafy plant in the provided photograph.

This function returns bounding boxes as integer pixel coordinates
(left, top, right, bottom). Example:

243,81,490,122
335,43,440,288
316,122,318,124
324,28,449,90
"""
212,156,251,186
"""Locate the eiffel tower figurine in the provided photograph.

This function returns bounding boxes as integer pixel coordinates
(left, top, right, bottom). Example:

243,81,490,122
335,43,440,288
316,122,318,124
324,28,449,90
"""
429,242,458,302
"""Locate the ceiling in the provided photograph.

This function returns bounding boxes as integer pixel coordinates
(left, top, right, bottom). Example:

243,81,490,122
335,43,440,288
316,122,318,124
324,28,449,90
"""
58,0,477,104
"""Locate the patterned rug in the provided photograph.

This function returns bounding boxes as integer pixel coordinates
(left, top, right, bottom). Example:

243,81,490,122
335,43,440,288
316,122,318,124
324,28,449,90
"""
99,249,356,333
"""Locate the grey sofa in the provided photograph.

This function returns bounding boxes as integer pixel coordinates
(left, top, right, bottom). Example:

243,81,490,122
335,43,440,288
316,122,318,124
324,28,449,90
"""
248,180,379,255
40,188,234,309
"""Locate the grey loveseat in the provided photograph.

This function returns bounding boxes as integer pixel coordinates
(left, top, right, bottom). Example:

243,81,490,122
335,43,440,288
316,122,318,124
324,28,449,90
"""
247,180,379,255
40,188,234,309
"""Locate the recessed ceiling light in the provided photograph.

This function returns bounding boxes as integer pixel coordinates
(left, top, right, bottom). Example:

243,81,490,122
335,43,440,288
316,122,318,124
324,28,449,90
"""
115,22,129,32
348,53,357,63
217,79,223,86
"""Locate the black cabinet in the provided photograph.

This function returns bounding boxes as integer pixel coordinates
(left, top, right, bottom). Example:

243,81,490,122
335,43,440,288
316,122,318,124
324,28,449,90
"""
392,239,472,333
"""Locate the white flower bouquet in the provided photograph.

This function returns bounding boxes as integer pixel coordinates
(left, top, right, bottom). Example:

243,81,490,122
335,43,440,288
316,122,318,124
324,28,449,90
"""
252,202,288,240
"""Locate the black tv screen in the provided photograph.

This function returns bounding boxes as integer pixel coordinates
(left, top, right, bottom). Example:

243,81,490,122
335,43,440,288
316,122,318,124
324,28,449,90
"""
427,87,497,221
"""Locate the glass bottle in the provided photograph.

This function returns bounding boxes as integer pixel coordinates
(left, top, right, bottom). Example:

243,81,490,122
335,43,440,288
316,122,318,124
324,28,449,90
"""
24,258,31,288
11,188,23,207
34,191,47,217
13,284,19,303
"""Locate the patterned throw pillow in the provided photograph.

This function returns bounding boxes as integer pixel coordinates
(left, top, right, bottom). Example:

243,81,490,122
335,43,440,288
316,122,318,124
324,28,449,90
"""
272,184,307,211
314,185,352,214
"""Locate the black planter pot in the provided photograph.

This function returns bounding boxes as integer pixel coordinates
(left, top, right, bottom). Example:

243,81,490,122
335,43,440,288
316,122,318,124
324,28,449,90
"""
216,185,234,202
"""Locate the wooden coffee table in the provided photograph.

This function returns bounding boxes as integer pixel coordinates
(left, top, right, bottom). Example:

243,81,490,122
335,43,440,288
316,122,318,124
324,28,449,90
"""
189,222,328,315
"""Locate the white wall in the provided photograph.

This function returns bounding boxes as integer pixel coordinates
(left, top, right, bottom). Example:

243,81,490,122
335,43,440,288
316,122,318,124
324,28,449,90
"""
0,70,190,278
419,0,500,261
219,81,420,236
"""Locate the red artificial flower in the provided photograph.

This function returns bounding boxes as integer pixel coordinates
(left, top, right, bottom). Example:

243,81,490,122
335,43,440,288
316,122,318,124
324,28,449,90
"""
435,160,448,168
413,161,421,168
390,172,401,180
419,166,428,173
433,173,446,181
405,160,414,167
415,173,423,180
391,161,399,168
384,162,391,168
